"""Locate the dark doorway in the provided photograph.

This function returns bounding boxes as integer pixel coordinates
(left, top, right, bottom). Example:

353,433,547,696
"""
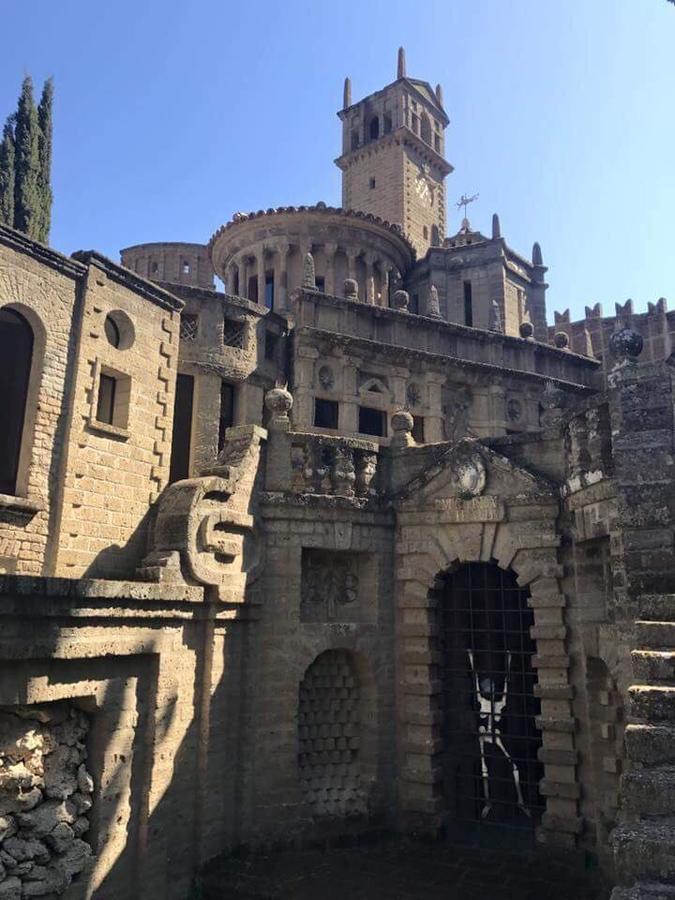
218,381,235,451
438,562,543,845
358,406,386,437
0,308,34,495
169,373,194,483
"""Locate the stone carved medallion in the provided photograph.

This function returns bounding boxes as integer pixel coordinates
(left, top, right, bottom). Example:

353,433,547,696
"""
318,365,334,390
507,397,523,423
453,451,487,499
406,382,421,408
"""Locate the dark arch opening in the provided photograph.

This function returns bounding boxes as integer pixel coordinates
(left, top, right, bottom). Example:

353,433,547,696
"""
0,308,34,495
437,561,543,842
369,116,380,141
420,113,432,145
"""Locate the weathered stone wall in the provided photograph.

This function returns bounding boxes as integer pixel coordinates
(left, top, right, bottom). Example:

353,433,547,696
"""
55,255,182,579
0,703,94,897
0,229,84,577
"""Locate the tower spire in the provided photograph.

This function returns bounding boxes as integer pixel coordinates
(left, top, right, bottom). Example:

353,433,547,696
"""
397,46,406,79
343,77,352,108
435,83,443,107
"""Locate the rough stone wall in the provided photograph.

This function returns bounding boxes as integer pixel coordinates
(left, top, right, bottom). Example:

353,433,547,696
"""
0,231,83,577
55,258,181,579
0,703,94,897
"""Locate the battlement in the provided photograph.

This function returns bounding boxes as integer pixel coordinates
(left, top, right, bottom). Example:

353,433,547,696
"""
548,298,672,377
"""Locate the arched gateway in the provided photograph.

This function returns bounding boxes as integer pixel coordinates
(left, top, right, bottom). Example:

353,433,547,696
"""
435,562,543,839
394,441,580,849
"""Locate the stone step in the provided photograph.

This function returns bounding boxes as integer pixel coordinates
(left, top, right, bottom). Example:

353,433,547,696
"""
626,724,675,766
639,594,675,621
630,685,675,721
611,884,675,899
633,650,675,683
623,766,675,816
611,818,675,884
636,620,675,649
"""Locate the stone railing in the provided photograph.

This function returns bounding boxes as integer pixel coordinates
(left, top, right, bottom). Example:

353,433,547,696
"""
263,388,380,499
289,433,379,498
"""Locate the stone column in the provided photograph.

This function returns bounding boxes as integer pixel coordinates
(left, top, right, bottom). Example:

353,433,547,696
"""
364,253,375,304
238,258,247,299
257,250,266,306
324,242,338,296
294,345,319,429
347,251,357,282
381,266,391,307
276,242,291,310
341,355,360,434
425,373,446,442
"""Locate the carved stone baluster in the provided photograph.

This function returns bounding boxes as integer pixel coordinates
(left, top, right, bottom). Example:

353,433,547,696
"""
332,445,356,497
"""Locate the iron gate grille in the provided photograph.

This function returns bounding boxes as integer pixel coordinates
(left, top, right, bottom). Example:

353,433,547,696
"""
440,562,544,841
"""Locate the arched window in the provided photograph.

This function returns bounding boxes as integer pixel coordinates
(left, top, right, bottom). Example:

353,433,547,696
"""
420,113,432,145
369,116,380,140
383,114,392,134
0,308,34,495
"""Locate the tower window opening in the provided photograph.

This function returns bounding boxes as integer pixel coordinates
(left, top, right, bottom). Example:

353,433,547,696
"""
247,275,258,303
218,381,235,451
315,276,325,293
383,114,392,134
434,135,441,152
264,271,275,310
351,130,359,151
411,293,419,314
369,116,379,141
151,261,159,274
411,114,419,134
182,260,191,275
169,373,194,483
423,226,429,240
420,113,432,145
464,281,474,327
369,177,376,189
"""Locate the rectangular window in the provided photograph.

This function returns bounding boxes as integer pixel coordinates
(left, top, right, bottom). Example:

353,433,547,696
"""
96,374,117,425
369,177,376,189
218,381,235,451
264,271,275,310
247,275,258,303
315,276,325,293
180,313,199,342
223,318,246,349
358,406,386,437
463,281,473,327
412,416,425,444
169,373,194,483
264,332,279,362
314,398,339,430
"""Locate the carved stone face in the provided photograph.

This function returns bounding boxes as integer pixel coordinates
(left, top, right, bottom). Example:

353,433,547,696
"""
454,453,487,499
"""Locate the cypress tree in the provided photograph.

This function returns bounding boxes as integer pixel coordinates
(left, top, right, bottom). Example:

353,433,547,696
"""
13,76,41,239
0,116,15,227
36,77,54,243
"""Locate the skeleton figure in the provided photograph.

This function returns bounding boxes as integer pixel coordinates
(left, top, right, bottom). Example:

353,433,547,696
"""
467,649,531,820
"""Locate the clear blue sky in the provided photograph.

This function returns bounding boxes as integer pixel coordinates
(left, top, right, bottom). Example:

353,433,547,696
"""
2,1,673,320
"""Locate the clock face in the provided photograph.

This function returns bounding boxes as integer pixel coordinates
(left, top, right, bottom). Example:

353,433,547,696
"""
415,171,434,206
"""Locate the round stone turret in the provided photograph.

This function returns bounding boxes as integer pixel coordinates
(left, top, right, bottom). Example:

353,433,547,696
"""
120,242,215,290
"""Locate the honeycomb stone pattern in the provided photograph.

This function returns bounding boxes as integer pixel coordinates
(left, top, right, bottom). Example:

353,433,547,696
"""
298,651,365,818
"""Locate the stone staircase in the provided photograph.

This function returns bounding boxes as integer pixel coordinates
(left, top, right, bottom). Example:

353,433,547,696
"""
611,595,675,898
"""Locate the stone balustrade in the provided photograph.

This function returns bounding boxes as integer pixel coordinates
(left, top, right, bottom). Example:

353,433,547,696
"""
289,433,379,498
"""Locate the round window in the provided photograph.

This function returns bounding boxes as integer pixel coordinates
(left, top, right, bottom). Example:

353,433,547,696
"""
104,311,135,350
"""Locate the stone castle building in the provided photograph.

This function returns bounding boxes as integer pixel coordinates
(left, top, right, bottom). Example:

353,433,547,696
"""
0,49,674,899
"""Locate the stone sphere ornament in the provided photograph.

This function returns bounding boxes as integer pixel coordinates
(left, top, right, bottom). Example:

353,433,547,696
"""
554,331,570,350
264,387,293,418
391,409,414,435
519,321,534,339
343,278,359,301
392,289,410,312
609,326,644,364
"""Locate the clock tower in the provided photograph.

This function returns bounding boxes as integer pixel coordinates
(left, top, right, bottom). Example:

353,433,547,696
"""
335,48,453,258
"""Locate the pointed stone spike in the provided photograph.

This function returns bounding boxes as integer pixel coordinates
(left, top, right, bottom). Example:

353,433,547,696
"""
532,242,543,266
435,83,444,106
585,302,603,318
398,47,407,79
554,309,570,324
492,213,501,240
343,77,352,108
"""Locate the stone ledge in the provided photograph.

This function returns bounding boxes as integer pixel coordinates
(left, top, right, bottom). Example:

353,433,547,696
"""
0,574,204,603
0,493,43,516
